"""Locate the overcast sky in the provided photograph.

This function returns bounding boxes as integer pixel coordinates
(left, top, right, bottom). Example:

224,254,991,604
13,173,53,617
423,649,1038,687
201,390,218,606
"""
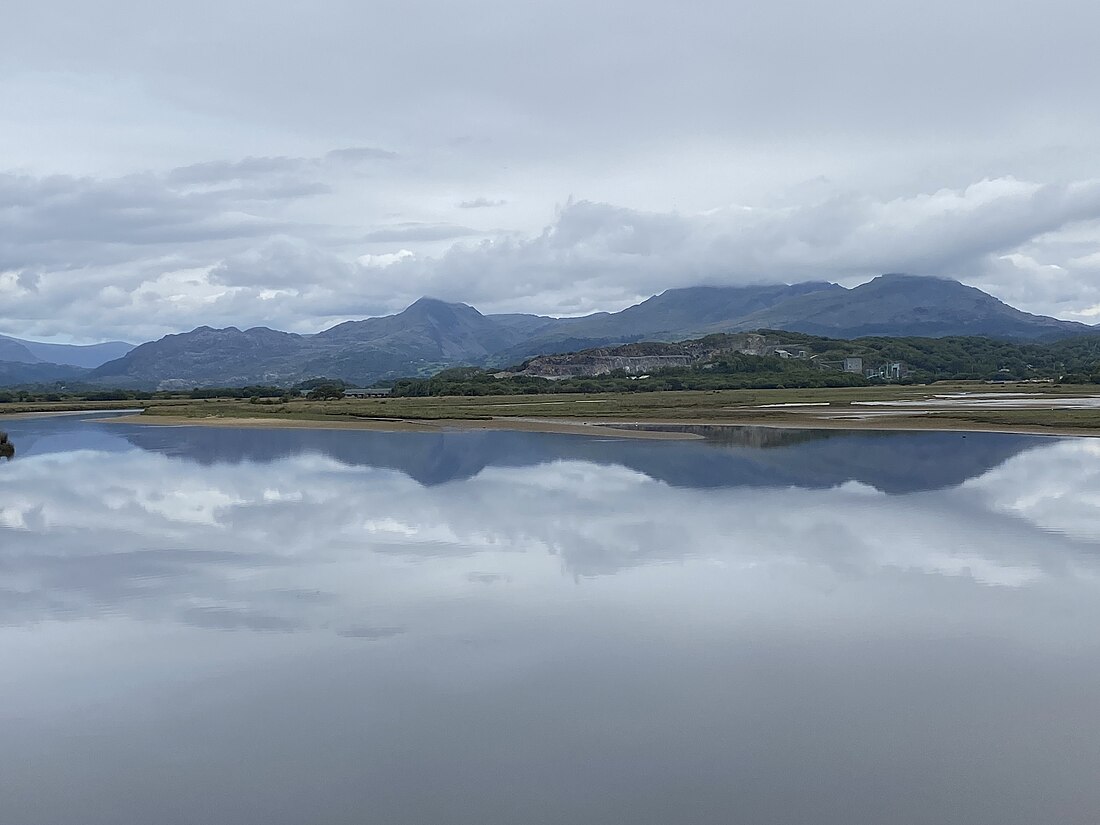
3,0,1100,343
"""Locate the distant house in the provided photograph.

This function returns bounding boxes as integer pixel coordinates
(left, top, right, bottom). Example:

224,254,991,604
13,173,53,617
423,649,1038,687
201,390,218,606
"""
842,357,863,374
343,388,392,398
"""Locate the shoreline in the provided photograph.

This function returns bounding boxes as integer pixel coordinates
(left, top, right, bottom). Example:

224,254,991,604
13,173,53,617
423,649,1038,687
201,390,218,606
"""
93,411,1100,439
99,413,703,440
0,408,145,421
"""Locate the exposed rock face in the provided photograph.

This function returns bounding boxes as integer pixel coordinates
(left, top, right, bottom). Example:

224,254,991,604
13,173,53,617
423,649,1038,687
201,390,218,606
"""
519,354,694,378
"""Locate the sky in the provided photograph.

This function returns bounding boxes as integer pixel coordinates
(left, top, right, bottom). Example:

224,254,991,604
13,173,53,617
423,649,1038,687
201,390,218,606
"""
2,0,1100,344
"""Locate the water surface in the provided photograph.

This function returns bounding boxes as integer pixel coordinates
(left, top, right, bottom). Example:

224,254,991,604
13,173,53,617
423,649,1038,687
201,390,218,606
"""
2,414,1100,824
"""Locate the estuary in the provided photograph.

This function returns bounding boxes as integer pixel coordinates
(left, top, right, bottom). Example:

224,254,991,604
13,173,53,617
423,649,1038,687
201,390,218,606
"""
2,413,1099,824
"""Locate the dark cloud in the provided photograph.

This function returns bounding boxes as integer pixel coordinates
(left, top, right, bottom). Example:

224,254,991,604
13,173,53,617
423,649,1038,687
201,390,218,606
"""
0,169,288,266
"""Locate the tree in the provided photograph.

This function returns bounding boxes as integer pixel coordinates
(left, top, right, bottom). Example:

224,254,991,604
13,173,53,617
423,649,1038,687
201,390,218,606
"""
307,381,346,400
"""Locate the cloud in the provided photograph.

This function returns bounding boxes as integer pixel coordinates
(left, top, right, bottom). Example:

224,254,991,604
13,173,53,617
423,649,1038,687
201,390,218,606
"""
2,0,1100,341
208,236,357,289
458,198,507,209
325,147,398,163
166,156,313,185
6,157,1100,341
165,148,394,187
4,144,1100,342
373,180,1100,316
361,223,480,243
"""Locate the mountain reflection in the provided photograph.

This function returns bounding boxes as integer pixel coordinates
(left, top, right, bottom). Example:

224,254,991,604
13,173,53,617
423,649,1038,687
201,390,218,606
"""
1,414,1098,632
7,412,1045,493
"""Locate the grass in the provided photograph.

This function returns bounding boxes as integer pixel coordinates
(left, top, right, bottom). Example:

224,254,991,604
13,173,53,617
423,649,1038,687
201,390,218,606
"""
923,408,1100,430
0,399,192,415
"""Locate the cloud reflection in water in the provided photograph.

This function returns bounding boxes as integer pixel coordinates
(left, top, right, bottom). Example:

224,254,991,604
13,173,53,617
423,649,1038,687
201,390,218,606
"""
1,426,1098,633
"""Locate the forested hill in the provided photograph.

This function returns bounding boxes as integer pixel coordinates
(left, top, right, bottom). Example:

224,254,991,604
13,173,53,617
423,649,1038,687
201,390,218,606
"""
387,332,1100,396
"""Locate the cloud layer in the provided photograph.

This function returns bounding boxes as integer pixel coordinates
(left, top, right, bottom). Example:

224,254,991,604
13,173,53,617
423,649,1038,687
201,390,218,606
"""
2,1,1100,341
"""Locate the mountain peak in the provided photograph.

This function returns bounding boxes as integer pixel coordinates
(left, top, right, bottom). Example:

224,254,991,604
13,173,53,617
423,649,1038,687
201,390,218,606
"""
405,296,480,313
876,272,942,280
858,273,985,298
866,273,957,286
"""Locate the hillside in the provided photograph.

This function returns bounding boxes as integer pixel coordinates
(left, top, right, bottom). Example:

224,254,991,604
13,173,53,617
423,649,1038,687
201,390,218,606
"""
389,331,1100,397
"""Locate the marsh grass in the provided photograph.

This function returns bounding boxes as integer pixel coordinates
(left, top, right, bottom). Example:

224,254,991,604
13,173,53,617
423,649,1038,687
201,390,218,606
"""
134,383,1100,429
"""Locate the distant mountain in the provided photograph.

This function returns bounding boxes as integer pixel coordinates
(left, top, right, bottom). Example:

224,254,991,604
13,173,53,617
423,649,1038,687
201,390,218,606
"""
315,297,544,366
86,274,1099,389
0,337,41,364
733,274,1091,340
0,360,89,386
0,335,135,368
91,326,307,388
493,282,842,361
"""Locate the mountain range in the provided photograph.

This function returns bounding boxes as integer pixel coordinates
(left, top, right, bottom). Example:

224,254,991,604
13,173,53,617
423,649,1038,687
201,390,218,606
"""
3,274,1097,389
0,335,134,368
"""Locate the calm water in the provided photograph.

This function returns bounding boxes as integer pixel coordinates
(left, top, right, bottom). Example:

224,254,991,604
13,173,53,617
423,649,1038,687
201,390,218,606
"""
2,414,1100,824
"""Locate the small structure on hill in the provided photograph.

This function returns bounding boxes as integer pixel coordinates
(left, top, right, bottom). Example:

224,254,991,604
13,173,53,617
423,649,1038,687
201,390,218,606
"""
866,361,909,381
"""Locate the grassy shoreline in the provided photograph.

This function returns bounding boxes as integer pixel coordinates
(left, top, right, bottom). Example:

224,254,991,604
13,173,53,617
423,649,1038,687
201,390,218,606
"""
5,382,1098,439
